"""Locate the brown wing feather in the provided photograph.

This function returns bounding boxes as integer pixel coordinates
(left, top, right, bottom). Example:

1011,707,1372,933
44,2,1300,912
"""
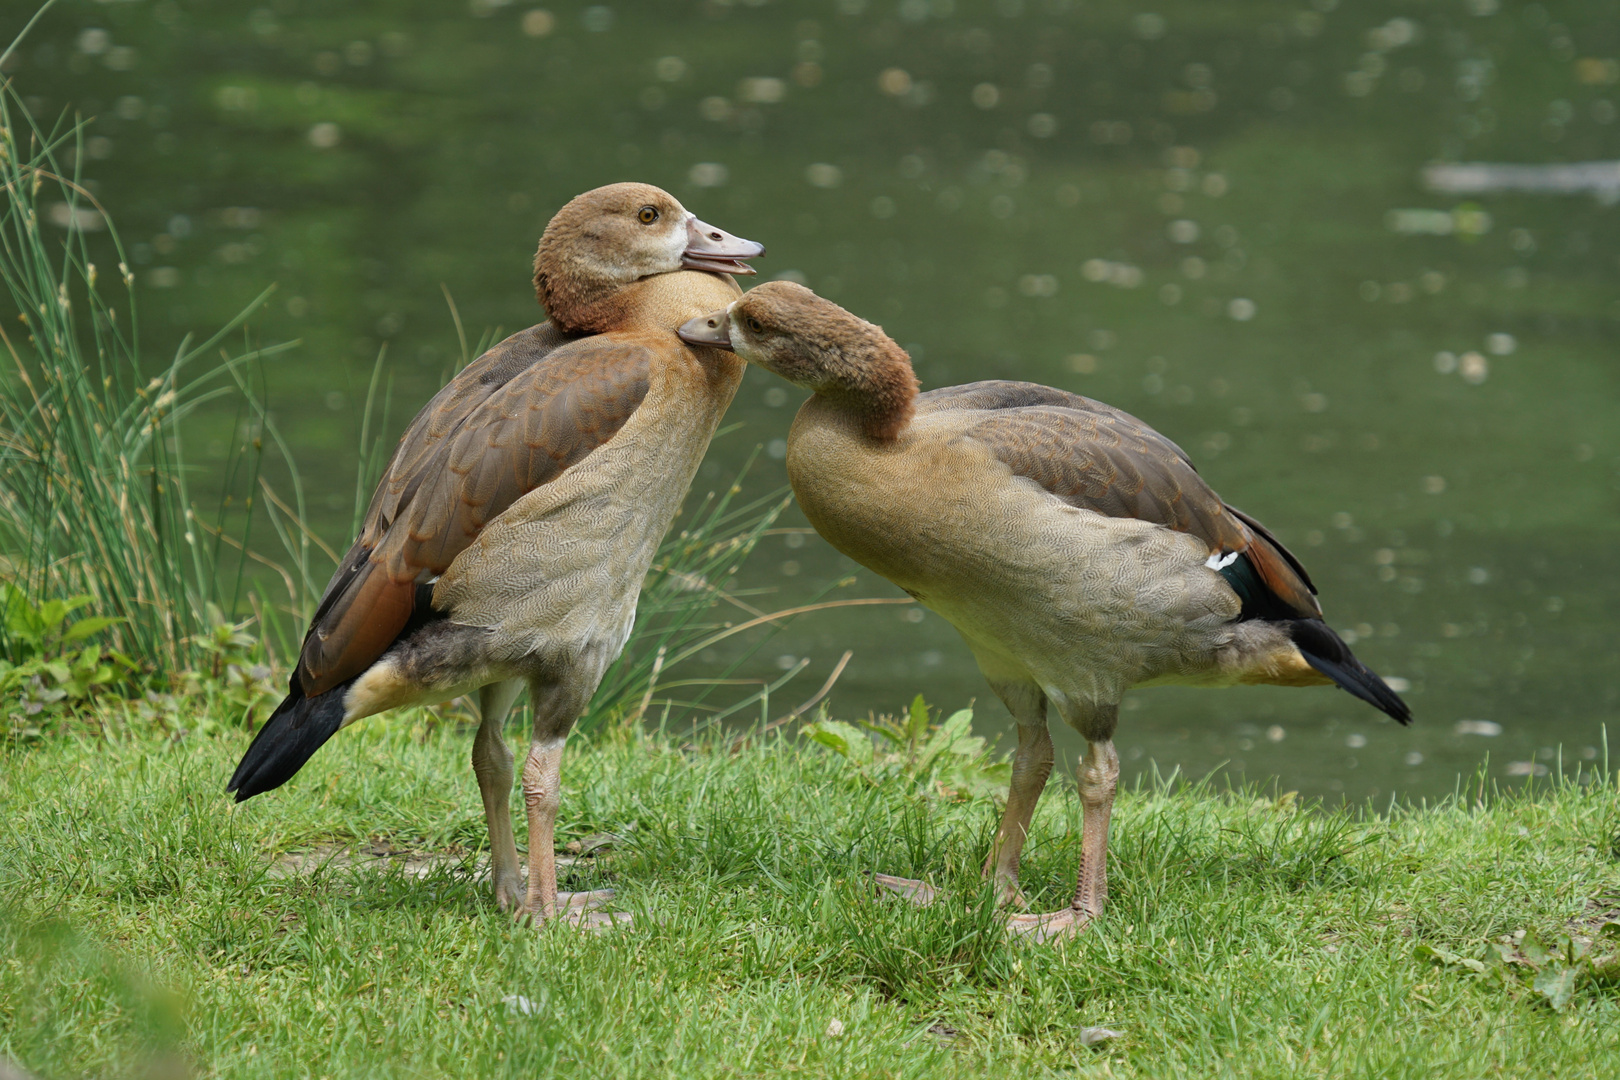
941,383,1321,620
296,329,653,695
921,380,1196,464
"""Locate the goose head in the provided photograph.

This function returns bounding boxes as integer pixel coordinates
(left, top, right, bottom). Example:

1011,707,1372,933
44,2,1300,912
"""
678,281,918,441
534,182,764,334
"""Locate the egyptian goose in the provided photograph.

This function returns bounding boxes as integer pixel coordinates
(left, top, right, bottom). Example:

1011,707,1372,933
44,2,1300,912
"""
230,183,764,926
679,281,1409,939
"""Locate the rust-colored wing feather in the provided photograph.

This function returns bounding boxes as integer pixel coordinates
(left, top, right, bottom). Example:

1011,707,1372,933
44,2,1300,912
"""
929,380,1321,620
296,327,654,695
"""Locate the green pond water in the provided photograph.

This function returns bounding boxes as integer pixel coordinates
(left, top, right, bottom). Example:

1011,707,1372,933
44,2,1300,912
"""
20,0,1620,801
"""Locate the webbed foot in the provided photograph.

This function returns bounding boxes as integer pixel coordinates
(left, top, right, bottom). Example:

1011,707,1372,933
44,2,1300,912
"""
513,889,629,929
870,873,938,907
1005,905,1091,942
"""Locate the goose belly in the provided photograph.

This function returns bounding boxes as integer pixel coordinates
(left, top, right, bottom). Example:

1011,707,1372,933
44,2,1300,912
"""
432,364,739,671
789,432,1241,702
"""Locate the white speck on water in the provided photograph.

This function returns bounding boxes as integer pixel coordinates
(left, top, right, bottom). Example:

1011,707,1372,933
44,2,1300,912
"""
1346,734,1367,749
308,122,341,149
738,77,785,104
1455,719,1502,736
688,162,728,188
805,163,843,188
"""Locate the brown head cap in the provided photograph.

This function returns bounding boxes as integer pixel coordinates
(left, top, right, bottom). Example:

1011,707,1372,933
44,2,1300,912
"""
532,183,692,334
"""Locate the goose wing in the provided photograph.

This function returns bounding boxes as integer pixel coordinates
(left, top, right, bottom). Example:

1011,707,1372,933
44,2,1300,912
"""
941,380,1321,620
296,328,655,696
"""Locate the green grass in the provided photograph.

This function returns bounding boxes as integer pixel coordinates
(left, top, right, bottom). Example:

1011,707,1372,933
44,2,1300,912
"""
2,713,1618,1079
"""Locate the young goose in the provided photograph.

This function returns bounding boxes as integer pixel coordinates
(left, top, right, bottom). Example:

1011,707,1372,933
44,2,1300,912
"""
230,183,764,926
679,281,1409,940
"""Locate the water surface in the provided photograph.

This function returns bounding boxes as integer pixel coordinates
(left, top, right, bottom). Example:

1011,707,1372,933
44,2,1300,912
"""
23,0,1620,800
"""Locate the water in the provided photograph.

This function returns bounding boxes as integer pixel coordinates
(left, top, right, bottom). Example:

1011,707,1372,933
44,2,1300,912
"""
23,0,1619,801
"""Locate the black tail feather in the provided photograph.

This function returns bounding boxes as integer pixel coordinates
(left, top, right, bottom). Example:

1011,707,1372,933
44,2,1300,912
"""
1285,619,1412,725
227,675,352,801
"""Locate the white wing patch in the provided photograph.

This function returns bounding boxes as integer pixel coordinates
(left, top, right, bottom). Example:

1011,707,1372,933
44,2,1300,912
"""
1205,550,1240,572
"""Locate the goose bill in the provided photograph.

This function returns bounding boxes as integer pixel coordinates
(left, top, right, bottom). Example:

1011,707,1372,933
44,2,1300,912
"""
681,217,765,275
676,309,733,348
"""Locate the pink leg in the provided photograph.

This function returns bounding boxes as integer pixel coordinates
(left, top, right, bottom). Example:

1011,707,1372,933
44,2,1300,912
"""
516,683,625,929
473,680,524,911
982,721,1055,906
1071,738,1120,918
1006,737,1119,942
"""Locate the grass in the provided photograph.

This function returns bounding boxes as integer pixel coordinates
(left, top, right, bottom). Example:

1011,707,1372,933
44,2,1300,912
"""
0,53,315,673
2,710,1617,1078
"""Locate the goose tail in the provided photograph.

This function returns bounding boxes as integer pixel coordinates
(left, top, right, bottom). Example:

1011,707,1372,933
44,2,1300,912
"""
1286,619,1412,725
227,676,351,801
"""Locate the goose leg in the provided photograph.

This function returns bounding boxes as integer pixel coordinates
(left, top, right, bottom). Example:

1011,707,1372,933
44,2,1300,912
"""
873,683,1054,909
1070,737,1120,918
518,683,625,929
1008,707,1119,942
982,684,1053,907
473,679,525,911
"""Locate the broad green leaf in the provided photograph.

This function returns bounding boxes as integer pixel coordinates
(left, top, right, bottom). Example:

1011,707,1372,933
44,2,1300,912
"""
907,694,931,744
940,708,974,740
61,616,124,642
1533,965,1577,1011
1414,943,1462,965
855,717,903,747
917,708,976,773
803,720,873,765
1520,935,1551,969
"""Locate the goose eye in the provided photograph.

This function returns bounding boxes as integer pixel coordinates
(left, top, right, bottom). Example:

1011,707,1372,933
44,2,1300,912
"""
745,316,764,334
637,205,659,224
